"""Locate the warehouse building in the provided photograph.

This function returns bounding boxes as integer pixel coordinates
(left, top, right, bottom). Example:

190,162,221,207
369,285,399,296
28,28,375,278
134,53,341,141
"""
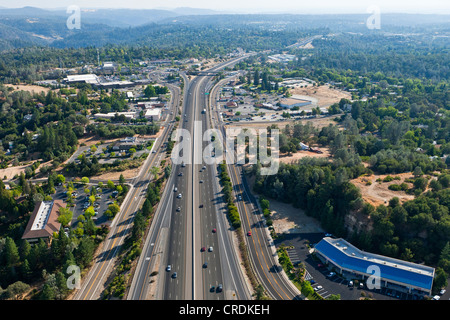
314,237,435,297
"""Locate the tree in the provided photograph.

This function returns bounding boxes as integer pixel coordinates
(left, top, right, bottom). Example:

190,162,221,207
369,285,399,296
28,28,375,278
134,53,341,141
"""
57,207,73,227
150,166,159,178
413,166,423,178
4,237,20,267
81,177,89,185
84,206,95,218
144,85,156,98
75,237,95,269
5,281,30,300
107,180,115,189
56,174,65,184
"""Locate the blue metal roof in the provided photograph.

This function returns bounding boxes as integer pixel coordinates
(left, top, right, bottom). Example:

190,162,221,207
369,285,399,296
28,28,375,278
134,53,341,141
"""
314,239,434,291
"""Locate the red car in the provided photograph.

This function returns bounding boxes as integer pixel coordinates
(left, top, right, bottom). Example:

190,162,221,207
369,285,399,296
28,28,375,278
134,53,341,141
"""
201,247,206,252
247,231,252,236
212,228,216,233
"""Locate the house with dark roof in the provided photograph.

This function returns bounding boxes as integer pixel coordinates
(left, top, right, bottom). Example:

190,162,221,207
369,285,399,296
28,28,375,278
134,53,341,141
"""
314,237,435,296
22,200,64,244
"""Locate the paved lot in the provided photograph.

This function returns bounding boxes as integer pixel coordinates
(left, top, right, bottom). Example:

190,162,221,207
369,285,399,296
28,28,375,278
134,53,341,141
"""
274,233,426,300
54,184,115,228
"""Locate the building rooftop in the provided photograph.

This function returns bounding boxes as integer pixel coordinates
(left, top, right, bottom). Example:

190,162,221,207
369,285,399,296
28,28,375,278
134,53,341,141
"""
65,74,100,85
315,237,435,291
22,200,64,241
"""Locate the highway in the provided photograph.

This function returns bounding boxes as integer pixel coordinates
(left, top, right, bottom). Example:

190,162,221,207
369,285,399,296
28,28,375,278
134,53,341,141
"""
208,75,302,300
72,82,181,300
128,56,253,300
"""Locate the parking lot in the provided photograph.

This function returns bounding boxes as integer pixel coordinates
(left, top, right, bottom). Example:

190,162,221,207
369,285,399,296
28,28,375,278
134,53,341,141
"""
274,233,426,300
54,184,116,228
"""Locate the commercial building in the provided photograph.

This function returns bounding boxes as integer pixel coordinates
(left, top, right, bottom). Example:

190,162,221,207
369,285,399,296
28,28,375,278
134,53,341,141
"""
314,237,435,296
64,74,100,86
279,96,312,109
93,112,137,120
22,200,65,244
144,108,161,121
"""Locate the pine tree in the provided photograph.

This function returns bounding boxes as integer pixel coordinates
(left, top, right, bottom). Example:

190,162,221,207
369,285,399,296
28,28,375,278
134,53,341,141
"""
4,237,20,268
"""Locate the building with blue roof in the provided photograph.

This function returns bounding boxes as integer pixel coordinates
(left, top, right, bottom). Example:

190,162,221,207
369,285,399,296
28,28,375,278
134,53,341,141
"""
314,237,435,296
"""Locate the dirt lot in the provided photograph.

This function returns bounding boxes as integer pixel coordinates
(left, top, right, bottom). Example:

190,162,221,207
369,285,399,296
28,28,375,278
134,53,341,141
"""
4,84,51,94
278,147,331,164
228,115,338,131
351,172,417,207
0,164,32,181
290,84,351,108
269,199,323,235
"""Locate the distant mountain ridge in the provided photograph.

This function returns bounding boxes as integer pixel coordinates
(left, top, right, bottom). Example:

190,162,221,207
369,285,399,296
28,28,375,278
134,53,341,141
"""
0,7,448,52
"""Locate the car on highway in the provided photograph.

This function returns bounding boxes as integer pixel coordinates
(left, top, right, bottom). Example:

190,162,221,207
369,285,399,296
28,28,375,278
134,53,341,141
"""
210,286,215,292
176,207,181,212
166,265,171,272
178,172,183,176
208,246,213,252
201,246,206,252
247,231,252,236
199,204,203,208
172,272,177,279
174,187,177,192
212,228,216,233
199,180,204,183
177,193,182,199
203,262,208,268
217,284,223,292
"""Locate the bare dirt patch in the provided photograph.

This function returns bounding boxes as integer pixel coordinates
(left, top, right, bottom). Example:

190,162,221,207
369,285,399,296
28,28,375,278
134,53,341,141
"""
269,199,323,235
278,147,331,164
290,84,351,108
228,116,338,131
4,84,51,94
351,172,416,207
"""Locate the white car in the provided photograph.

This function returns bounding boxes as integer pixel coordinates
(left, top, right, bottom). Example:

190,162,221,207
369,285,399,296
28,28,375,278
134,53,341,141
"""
177,194,182,199
314,286,323,291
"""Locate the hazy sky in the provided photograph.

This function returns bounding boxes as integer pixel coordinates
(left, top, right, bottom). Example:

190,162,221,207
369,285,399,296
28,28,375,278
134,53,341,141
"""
0,0,449,14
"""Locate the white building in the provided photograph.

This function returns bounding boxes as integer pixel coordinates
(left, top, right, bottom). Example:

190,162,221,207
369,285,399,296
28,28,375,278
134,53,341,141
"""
144,108,161,121
64,74,100,85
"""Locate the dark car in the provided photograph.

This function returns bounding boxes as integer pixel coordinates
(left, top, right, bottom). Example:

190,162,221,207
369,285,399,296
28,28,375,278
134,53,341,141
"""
172,272,177,279
217,284,223,292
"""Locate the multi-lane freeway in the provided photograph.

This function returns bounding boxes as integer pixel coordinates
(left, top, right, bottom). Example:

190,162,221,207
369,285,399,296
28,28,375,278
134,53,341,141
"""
129,56,254,300
74,54,300,301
